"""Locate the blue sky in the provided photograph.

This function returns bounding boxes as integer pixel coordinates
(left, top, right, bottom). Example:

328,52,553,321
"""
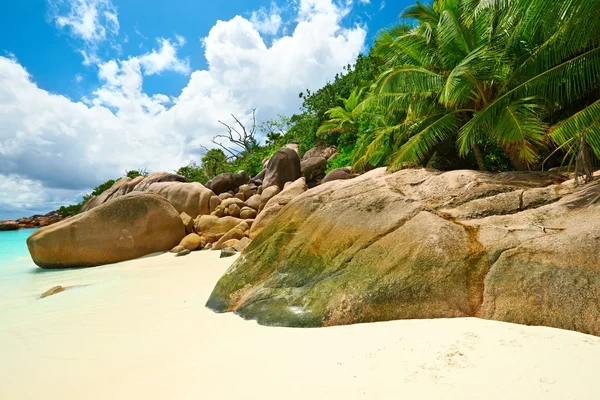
0,0,412,219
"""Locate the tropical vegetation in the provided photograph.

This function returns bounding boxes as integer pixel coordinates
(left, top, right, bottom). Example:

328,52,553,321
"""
59,0,600,217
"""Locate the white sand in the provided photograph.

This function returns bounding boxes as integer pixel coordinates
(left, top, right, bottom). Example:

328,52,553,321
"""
1,251,599,400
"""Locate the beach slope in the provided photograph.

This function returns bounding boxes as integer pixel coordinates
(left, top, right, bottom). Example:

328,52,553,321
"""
1,251,599,399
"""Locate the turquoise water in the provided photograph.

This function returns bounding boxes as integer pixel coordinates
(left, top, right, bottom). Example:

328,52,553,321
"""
0,229,36,266
0,229,39,304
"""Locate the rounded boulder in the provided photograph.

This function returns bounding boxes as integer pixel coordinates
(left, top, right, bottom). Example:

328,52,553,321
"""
27,193,186,269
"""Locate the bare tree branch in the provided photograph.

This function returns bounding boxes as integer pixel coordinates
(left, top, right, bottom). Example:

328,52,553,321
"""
214,109,258,158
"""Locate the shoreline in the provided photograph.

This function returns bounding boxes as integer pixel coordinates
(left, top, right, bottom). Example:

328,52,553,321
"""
1,251,599,399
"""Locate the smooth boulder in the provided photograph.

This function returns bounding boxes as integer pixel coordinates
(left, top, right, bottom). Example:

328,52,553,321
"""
144,182,216,219
207,168,600,335
322,167,359,184
28,193,186,269
207,171,248,195
301,157,327,182
262,148,301,190
249,177,307,239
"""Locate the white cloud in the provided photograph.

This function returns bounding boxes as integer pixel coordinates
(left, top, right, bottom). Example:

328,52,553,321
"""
52,0,119,43
51,0,120,64
0,0,366,218
250,2,283,35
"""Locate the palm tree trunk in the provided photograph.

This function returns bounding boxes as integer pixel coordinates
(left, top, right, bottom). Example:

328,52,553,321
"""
505,145,528,171
472,142,487,171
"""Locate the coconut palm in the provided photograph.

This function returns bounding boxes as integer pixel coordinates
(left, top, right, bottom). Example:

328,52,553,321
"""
351,0,600,173
316,88,365,137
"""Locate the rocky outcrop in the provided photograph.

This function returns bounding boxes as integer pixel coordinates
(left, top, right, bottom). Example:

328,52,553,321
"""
301,157,327,184
82,173,187,212
143,182,217,218
262,148,302,190
249,177,308,239
1,211,65,230
302,143,337,161
28,193,186,269
322,167,359,184
0,221,20,231
206,171,248,195
193,215,244,243
207,168,600,335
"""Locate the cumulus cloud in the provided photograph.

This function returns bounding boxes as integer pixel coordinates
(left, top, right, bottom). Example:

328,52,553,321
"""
0,0,366,218
52,0,119,43
250,2,283,35
51,0,120,64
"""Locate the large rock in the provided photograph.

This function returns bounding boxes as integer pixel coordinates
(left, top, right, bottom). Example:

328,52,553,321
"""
144,182,216,218
322,167,359,184
28,193,186,269
206,171,248,195
301,157,327,182
82,173,187,212
262,148,301,190
193,215,244,243
0,221,19,231
302,143,337,161
132,172,186,192
207,168,600,335
249,177,307,239
81,177,133,212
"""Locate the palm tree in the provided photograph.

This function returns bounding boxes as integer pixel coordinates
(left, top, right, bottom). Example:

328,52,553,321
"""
352,0,600,173
316,88,365,137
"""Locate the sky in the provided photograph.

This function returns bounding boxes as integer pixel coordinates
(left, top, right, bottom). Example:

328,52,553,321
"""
0,0,411,220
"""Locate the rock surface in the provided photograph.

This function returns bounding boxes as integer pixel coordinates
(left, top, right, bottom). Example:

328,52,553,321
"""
207,168,600,335
40,285,65,299
1,211,65,230
301,157,327,182
143,182,216,219
0,221,20,231
249,177,308,239
28,193,186,269
322,167,359,184
262,148,301,190
206,171,248,195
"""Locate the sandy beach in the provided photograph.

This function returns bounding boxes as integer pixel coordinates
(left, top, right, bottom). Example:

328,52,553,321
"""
1,251,599,399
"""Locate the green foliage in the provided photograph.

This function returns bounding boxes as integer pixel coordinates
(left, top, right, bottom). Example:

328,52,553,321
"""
57,203,83,218
177,161,209,184
349,0,600,172
125,168,148,179
201,149,228,179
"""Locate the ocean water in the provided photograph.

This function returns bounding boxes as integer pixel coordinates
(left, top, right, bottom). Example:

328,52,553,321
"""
0,229,42,308
0,228,37,270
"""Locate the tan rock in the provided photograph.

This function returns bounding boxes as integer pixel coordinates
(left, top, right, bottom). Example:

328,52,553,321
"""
209,196,221,213
208,168,600,336
228,204,241,218
212,222,249,250
246,194,262,211
144,182,216,219
238,184,254,200
219,192,233,200
211,207,225,218
233,237,252,253
41,285,65,299
234,192,245,201
28,193,186,268
222,239,241,249
260,186,280,206
180,212,194,234
193,215,244,243
221,197,246,209
249,177,308,239
179,233,203,251
170,245,185,253
240,207,257,219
